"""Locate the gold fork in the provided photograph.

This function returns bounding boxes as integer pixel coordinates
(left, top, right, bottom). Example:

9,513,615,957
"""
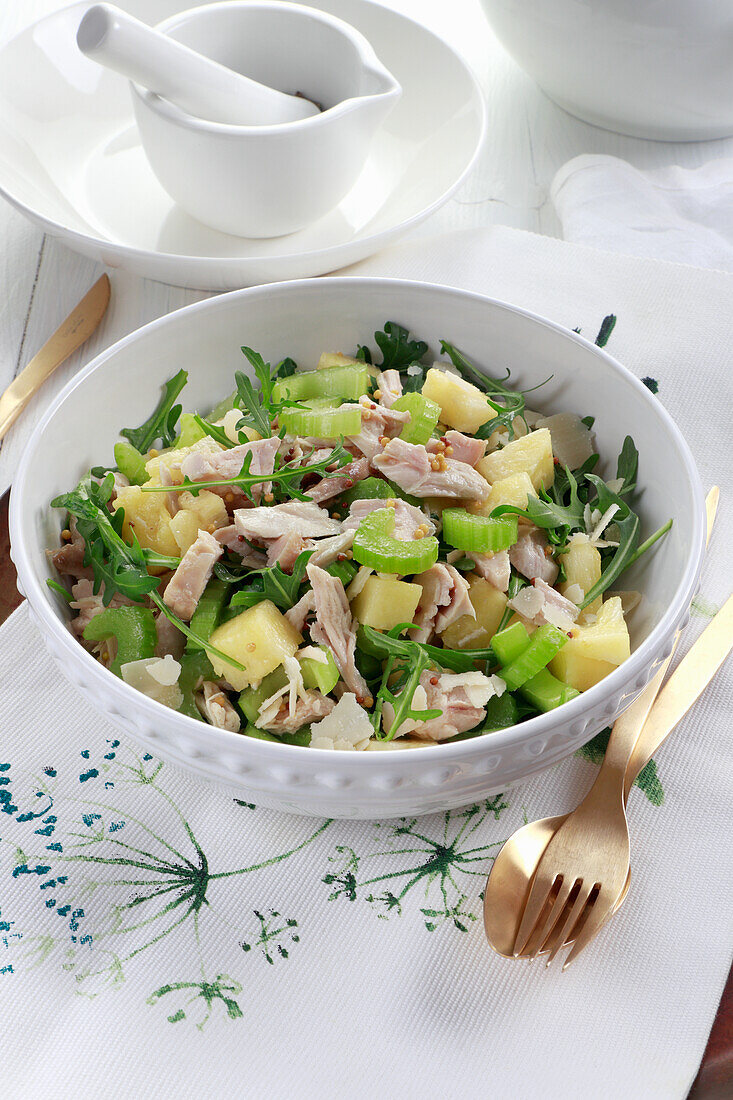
514,590,733,967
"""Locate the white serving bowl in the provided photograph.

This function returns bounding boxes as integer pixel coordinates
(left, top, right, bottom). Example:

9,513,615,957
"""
131,2,401,237
10,278,705,818
480,0,733,141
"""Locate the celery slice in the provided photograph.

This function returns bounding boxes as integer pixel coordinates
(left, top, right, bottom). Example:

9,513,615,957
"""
352,508,439,574
491,621,531,665
243,723,280,742
238,666,289,725
325,559,358,587
176,412,207,449
499,625,568,690
279,404,362,439
300,648,339,694
114,441,149,486
186,579,228,653
443,508,518,553
83,606,157,677
520,668,579,712
272,364,370,404
178,651,215,719
392,392,441,445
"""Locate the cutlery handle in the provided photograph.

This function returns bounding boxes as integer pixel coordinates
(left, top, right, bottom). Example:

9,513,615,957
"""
77,4,319,125
0,275,110,442
624,592,733,790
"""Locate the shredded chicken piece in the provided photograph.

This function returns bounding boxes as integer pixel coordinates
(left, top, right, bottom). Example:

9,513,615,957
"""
214,525,268,567
471,550,511,592
346,396,410,460
154,609,185,659
305,456,372,504
304,530,356,567
259,689,335,734
427,431,486,467
68,579,132,637
383,670,503,741
265,530,306,571
375,369,403,408
233,500,340,541
371,438,489,501
49,520,90,580
163,530,223,620
181,436,280,502
306,563,371,704
198,681,241,732
409,563,475,643
508,528,558,585
285,590,316,633
342,497,436,540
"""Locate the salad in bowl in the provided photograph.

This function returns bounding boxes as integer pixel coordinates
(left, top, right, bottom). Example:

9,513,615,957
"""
48,321,671,752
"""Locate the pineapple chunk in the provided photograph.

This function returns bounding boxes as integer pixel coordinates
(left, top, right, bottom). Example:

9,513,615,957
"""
351,576,421,632
317,352,362,370
177,490,228,533
470,471,536,517
421,368,496,434
477,428,554,491
208,600,302,690
112,485,178,559
440,577,508,649
169,509,199,555
550,597,630,691
560,533,602,616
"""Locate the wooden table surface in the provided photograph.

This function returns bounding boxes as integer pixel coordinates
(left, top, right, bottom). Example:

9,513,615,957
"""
0,2,731,1092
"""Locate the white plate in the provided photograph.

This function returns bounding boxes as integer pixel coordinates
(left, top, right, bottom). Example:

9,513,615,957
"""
0,0,485,290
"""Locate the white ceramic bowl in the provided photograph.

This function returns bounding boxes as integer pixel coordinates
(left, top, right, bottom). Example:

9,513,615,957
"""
131,2,401,237
10,278,705,818
480,0,733,141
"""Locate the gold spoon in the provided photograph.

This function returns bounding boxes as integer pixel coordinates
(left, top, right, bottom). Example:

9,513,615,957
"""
0,273,110,441
484,487,720,959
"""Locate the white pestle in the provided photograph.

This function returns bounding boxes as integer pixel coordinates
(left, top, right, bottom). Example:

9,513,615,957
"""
77,3,320,126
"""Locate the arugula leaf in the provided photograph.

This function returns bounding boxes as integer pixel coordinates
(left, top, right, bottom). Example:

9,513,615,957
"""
193,414,236,449
579,475,640,607
273,356,298,380
235,367,273,439
374,322,428,370
376,649,441,740
357,624,497,674
615,435,638,497
230,551,313,612
121,370,188,453
496,571,527,633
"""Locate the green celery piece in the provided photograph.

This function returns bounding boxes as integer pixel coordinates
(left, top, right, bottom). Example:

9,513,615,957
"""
392,392,440,445
279,404,362,439
500,625,568,691
176,412,207,448
520,668,579,712
243,723,280,742
186,579,228,653
83,606,158,676
178,651,216,719
272,363,370,404
352,507,439,574
279,726,312,747
239,666,289,725
208,391,237,420
300,648,339,694
449,693,519,740
114,442,149,486
442,508,519,553
325,559,358,587
491,621,531,665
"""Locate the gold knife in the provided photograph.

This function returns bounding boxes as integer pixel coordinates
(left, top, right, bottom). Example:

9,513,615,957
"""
0,273,111,441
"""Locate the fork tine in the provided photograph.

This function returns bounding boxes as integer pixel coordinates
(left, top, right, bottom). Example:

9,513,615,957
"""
561,885,615,969
527,876,578,959
542,883,596,965
512,870,560,956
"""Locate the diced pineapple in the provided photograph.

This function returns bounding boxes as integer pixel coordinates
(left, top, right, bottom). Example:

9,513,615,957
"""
112,486,179,559
317,352,362,370
351,576,422,632
440,577,508,649
144,438,222,482
560,533,602,616
550,597,630,691
208,600,302,690
470,471,536,517
169,509,199,555
177,489,228,533
477,428,554,491
421,368,496,434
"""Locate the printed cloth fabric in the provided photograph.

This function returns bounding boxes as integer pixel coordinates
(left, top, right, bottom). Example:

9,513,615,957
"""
2,228,732,1099
552,154,733,272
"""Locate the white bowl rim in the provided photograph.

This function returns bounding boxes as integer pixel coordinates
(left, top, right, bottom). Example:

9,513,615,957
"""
0,0,486,272
10,276,707,769
132,0,402,137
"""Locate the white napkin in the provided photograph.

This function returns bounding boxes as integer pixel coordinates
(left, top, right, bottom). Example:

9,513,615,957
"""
552,154,733,272
3,228,732,1099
